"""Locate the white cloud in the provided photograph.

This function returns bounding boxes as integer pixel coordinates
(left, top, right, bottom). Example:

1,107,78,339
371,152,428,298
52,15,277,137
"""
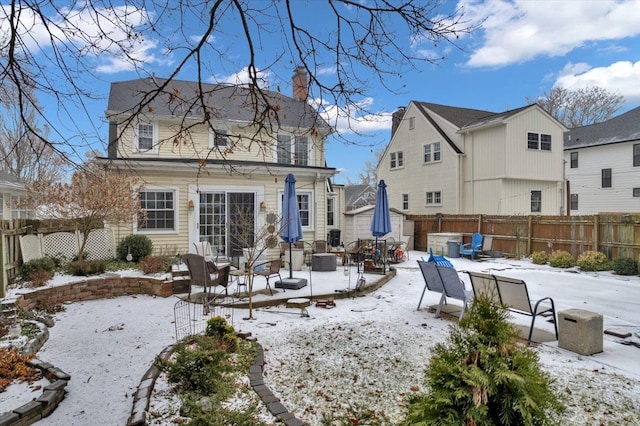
0,4,166,74
313,97,392,135
554,60,640,102
211,67,271,88
462,0,640,68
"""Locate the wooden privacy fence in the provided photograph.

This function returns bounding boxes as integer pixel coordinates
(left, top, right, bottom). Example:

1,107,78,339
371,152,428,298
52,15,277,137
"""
409,213,640,261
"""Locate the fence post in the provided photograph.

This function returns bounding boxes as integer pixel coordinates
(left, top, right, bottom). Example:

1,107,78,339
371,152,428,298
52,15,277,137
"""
593,215,599,251
527,215,533,256
1,231,6,298
477,214,483,233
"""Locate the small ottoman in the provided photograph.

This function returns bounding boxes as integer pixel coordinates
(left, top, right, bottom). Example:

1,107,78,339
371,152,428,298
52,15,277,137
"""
312,253,337,271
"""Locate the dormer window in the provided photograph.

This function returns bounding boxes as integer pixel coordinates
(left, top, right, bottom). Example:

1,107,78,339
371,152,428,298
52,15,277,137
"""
277,133,309,165
210,129,229,148
135,122,157,152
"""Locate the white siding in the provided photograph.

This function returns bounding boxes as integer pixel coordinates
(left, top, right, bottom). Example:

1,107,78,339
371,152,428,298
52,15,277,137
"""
566,140,640,214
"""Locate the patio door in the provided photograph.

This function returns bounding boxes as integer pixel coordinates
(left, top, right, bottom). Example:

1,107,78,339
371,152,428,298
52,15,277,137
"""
198,191,255,259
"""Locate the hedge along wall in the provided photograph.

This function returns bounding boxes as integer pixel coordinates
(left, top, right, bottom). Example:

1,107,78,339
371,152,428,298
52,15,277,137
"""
10,275,173,311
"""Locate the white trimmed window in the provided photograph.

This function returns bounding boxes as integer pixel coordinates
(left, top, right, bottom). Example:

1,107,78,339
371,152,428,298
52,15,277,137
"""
423,142,441,163
209,129,229,148
138,189,177,232
425,191,441,206
276,133,309,165
278,190,314,231
527,132,551,151
390,151,404,169
402,193,409,210
570,194,579,210
135,122,157,152
531,190,542,213
327,197,335,226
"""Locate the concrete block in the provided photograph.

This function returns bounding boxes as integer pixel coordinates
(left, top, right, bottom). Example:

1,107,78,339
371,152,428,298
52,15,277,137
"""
558,308,603,355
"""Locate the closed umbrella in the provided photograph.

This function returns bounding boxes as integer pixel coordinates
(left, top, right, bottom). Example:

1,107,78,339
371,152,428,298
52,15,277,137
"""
277,173,308,290
371,180,392,272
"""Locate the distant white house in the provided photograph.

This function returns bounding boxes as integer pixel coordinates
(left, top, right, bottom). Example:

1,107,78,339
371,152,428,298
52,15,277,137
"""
564,106,640,215
0,170,30,220
377,101,567,216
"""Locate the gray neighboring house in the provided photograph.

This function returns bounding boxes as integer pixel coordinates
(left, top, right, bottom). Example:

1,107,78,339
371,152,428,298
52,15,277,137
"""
564,106,640,214
0,170,30,220
344,184,376,211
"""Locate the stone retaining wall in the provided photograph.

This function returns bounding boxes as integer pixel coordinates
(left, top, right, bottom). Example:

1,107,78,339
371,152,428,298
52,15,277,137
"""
11,275,173,311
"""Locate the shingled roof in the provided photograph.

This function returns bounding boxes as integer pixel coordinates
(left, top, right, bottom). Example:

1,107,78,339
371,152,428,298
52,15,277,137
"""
106,77,330,132
564,106,640,150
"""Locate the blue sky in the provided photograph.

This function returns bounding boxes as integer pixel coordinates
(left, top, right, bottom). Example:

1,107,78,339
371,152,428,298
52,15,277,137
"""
3,1,640,184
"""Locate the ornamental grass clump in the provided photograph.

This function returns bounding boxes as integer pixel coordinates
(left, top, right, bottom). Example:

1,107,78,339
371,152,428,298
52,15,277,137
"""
403,295,564,426
548,250,575,268
576,250,610,272
530,251,549,265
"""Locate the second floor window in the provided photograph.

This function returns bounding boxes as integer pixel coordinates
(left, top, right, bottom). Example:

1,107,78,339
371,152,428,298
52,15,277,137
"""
390,151,403,169
136,123,156,151
531,190,542,213
527,132,551,151
425,191,441,205
277,134,308,165
570,193,578,210
570,152,578,168
139,190,175,231
602,168,612,188
402,193,409,210
210,129,228,148
423,142,441,163
634,144,640,167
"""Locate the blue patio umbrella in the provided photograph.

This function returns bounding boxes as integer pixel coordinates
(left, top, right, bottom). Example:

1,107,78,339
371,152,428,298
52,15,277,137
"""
371,180,392,238
281,173,303,279
371,180,392,272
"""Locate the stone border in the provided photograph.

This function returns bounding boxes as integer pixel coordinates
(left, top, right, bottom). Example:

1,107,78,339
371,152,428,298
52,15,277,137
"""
127,335,306,426
0,358,70,426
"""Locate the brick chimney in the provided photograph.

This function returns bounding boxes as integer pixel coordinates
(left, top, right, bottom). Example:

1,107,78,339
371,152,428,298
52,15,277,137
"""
391,106,406,138
292,66,308,101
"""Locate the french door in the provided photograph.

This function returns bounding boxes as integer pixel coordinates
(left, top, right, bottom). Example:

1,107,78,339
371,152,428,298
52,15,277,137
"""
198,191,255,259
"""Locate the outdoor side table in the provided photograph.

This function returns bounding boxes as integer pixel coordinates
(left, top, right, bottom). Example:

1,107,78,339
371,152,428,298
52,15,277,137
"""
558,308,603,355
312,253,337,271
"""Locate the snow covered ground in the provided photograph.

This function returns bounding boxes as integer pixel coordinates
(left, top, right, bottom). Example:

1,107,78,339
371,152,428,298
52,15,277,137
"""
2,252,640,425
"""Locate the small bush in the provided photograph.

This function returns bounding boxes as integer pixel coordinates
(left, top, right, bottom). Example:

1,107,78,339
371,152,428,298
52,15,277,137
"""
116,234,153,262
20,257,56,281
65,259,107,276
549,250,575,268
138,256,168,274
205,316,238,352
611,257,638,276
576,250,610,271
28,269,53,287
531,251,549,265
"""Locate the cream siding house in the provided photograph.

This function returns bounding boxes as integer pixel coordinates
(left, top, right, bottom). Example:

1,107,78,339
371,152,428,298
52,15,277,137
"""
564,106,640,215
0,170,30,220
96,71,338,259
377,101,566,215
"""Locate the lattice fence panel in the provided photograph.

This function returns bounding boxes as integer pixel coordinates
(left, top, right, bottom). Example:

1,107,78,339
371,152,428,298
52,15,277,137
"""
19,235,43,263
43,232,78,264
84,228,115,260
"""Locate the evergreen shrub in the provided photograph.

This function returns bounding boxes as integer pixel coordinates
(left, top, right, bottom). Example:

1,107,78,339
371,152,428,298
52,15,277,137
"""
549,250,575,268
611,257,638,276
576,250,610,271
530,251,549,265
116,234,153,262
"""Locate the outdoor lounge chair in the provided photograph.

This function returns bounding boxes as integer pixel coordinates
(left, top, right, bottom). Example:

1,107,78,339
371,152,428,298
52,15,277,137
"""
464,270,502,305
416,260,446,313
434,264,473,320
181,254,231,298
492,274,558,345
460,232,483,260
252,258,283,296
